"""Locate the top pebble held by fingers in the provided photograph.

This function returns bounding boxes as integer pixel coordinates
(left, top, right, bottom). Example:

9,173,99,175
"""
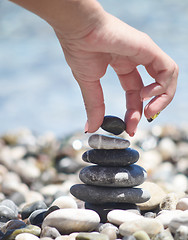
101,115,126,135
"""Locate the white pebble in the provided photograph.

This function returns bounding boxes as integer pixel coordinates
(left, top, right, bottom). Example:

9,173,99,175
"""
15,233,40,240
50,196,77,209
42,208,100,234
107,209,143,226
176,198,188,211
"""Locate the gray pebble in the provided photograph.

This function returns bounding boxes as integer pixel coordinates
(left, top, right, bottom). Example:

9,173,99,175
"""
101,115,126,135
0,199,18,217
70,184,150,204
79,165,147,187
88,134,130,149
0,205,17,223
21,201,47,220
40,226,61,238
82,148,139,166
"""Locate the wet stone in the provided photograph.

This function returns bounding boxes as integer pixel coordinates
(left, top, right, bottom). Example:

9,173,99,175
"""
85,202,138,223
79,165,147,187
82,148,139,166
70,184,150,204
88,134,130,149
101,115,126,135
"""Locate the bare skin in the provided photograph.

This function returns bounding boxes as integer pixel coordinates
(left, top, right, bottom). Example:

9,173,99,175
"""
9,0,179,136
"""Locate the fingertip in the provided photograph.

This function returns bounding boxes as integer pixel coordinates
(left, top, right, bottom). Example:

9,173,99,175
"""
86,106,105,133
125,110,140,137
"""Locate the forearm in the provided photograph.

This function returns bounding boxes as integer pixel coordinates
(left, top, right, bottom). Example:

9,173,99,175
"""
9,0,104,37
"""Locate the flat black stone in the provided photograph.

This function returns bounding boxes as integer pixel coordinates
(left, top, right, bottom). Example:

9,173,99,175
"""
101,116,126,135
82,148,139,166
79,165,146,187
70,184,150,204
85,202,138,223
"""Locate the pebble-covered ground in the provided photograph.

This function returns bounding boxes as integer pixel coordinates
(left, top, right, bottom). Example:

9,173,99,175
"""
0,125,188,240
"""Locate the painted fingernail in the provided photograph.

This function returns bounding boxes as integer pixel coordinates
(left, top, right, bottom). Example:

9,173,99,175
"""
147,112,161,122
84,121,89,133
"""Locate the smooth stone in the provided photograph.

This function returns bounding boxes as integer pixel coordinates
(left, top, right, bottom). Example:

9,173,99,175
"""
3,225,41,239
97,223,119,235
76,232,109,240
160,193,179,210
88,134,130,149
107,210,143,226
43,206,60,219
82,148,139,166
15,233,40,240
144,212,156,218
152,229,174,240
101,115,126,135
174,225,188,240
79,165,147,187
42,209,100,234
156,210,183,228
50,196,77,209
169,210,188,233
133,231,150,240
122,236,136,240
100,227,117,240
85,202,138,223
119,218,163,237
2,220,26,234
8,192,26,206
28,209,47,227
0,199,19,216
41,238,53,240
0,206,17,223
56,157,81,174
70,184,150,204
176,197,188,210
21,201,47,220
40,226,61,238
137,182,166,210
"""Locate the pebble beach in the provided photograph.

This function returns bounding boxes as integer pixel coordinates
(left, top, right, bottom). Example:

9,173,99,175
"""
0,124,188,239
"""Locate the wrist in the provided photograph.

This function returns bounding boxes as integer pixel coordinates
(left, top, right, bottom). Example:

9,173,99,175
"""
50,0,105,39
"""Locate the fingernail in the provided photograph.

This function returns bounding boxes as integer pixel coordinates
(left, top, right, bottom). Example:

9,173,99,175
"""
147,112,161,122
84,121,89,133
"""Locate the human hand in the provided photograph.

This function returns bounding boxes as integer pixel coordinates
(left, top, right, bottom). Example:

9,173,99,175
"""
56,11,178,136
9,0,178,136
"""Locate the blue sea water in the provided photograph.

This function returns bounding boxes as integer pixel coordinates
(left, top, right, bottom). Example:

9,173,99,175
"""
0,0,188,136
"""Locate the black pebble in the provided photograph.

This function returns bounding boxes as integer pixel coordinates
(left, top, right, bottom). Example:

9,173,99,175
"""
101,115,126,135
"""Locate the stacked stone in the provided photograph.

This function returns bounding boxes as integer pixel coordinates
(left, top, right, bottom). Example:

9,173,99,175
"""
70,116,150,222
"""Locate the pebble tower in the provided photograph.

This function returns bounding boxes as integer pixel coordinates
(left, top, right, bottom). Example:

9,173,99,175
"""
70,115,150,222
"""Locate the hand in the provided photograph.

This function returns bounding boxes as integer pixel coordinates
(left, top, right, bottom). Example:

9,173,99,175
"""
9,0,179,136
56,12,178,136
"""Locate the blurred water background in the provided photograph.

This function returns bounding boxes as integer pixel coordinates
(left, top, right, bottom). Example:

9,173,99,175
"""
0,0,187,137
